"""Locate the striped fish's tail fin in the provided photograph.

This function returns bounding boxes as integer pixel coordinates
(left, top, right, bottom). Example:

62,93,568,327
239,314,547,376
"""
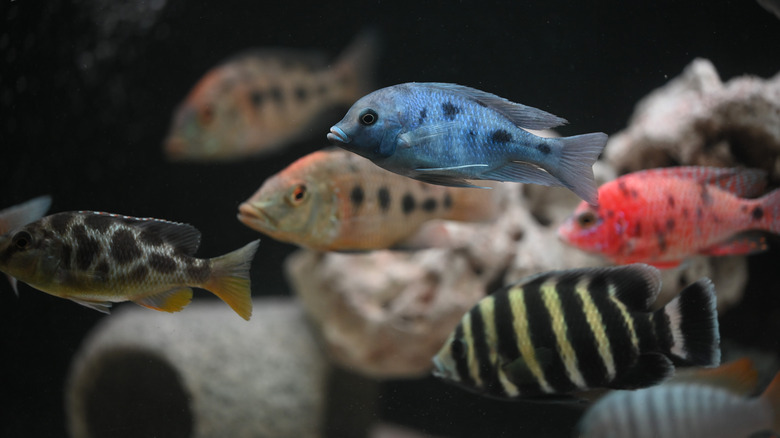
333,29,381,103
202,239,260,321
552,132,607,206
760,371,780,433
655,278,720,367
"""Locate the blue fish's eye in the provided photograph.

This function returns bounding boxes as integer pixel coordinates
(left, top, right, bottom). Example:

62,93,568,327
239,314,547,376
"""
359,108,378,126
12,231,32,250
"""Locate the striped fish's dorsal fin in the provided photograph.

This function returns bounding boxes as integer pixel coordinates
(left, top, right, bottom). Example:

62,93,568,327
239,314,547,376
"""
598,264,662,312
80,212,202,255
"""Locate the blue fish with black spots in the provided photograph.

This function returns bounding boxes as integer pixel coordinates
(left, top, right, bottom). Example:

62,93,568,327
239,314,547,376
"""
327,82,607,205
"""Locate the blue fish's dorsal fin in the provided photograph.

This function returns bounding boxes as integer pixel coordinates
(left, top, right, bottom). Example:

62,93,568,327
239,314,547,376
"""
421,82,568,130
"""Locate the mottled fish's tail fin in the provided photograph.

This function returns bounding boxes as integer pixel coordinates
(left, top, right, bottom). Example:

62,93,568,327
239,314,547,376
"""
554,132,607,206
654,278,720,367
334,28,381,103
202,240,260,321
760,370,780,433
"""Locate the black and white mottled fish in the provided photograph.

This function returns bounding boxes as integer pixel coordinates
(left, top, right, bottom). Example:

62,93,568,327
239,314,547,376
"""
0,211,259,320
0,195,52,236
577,358,780,438
431,264,720,400
327,82,607,205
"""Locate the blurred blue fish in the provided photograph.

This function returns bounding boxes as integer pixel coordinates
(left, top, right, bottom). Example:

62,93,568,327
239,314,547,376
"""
327,82,607,205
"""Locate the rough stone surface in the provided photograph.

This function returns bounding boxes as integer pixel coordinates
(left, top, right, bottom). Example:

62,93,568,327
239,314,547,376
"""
286,59,777,378
66,298,328,438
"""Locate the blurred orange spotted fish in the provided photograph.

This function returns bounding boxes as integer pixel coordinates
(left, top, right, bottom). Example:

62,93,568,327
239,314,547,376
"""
0,211,259,320
165,31,378,161
558,166,780,268
237,148,499,251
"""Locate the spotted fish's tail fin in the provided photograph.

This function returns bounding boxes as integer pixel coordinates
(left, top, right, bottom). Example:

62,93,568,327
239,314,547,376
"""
553,132,607,206
333,29,380,103
655,278,720,367
202,239,260,321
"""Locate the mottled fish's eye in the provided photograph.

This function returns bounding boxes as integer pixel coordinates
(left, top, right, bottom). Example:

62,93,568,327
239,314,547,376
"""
451,338,467,359
289,184,307,204
199,105,215,126
577,211,598,228
12,231,32,250
359,108,378,126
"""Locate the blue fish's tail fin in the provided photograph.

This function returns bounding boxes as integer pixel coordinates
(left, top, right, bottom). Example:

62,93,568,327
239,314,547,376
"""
554,132,607,206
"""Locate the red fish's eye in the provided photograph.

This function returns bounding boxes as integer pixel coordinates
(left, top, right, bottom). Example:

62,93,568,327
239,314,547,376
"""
199,105,214,125
289,184,307,204
12,231,32,250
577,211,598,228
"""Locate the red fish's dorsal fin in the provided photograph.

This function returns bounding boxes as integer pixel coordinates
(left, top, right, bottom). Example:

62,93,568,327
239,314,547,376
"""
670,358,758,396
631,166,767,197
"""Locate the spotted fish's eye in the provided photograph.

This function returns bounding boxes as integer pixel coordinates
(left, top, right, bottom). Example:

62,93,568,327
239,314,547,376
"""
12,231,32,250
577,211,598,228
359,108,378,126
288,184,308,205
451,338,467,359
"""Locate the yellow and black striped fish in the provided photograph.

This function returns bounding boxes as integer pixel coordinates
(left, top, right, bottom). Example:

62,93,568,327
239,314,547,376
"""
0,211,259,320
432,264,720,399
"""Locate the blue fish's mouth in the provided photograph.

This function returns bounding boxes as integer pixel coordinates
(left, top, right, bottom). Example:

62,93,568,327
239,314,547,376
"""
327,126,350,144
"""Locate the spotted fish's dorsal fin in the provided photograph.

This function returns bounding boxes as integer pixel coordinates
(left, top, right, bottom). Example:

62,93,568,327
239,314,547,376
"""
70,298,112,314
629,166,768,197
133,288,194,313
421,83,568,130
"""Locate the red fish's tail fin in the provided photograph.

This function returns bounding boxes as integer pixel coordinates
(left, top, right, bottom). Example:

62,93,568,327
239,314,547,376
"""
202,240,260,321
333,29,381,103
655,277,720,367
553,132,607,207
756,188,780,235
760,371,780,433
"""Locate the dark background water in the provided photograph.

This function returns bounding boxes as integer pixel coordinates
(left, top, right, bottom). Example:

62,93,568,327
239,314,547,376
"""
2,1,779,437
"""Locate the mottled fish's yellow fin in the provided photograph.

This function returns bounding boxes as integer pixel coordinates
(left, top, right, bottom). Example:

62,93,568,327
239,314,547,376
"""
202,240,260,321
670,358,758,396
133,288,193,313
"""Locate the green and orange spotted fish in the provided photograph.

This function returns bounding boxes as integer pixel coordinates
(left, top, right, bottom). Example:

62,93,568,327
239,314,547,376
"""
0,211,259,320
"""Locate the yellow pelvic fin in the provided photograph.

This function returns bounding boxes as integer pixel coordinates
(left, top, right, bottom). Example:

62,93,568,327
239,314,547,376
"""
133,287,193,313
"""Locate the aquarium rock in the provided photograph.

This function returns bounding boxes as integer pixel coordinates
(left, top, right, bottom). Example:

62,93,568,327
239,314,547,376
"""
66,298,328,438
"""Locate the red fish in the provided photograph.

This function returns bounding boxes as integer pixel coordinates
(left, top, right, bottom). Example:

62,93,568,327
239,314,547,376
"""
558,166,780,268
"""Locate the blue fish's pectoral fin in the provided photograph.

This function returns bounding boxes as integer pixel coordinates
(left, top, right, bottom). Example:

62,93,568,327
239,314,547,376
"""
606,353,674,390
133,287,194,313
480,161,564,187
70,298,113,314
399,121,457,148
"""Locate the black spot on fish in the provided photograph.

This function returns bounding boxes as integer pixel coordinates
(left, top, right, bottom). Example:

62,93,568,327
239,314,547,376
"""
442,101,460,121
61,244,73,269
84,214,113,233
94,260,110,282
139,228,165,247
606,210,615,219
270,86,283,103
49,213,74,235
667,195,676,208
633,221,642,236
378,187,391,212
418,108,427,125
422,198,437,212
128,265,149,284
666,218,675,232
630,189,639,199
294,87,308,101
699,183,713,205
402,193,416,214
350,186,365,209
696,207,704,220
75,236,101,271
536,143,551,155
111,229,142,265
656,230,667,252
469,130,476,137
752,206,764,220
150,253,177,274
186,259,211,283
250,90,264,107
491,129,512,144
617,181,630,198
444,193,453,209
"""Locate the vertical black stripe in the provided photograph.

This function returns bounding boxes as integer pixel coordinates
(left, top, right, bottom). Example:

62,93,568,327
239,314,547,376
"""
556,280,609,388
587,276,638,383
469,305,504,397
452,325,475,388
652,309,673,355
493,287,540,396
633,314,658,352
522,280,577,394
